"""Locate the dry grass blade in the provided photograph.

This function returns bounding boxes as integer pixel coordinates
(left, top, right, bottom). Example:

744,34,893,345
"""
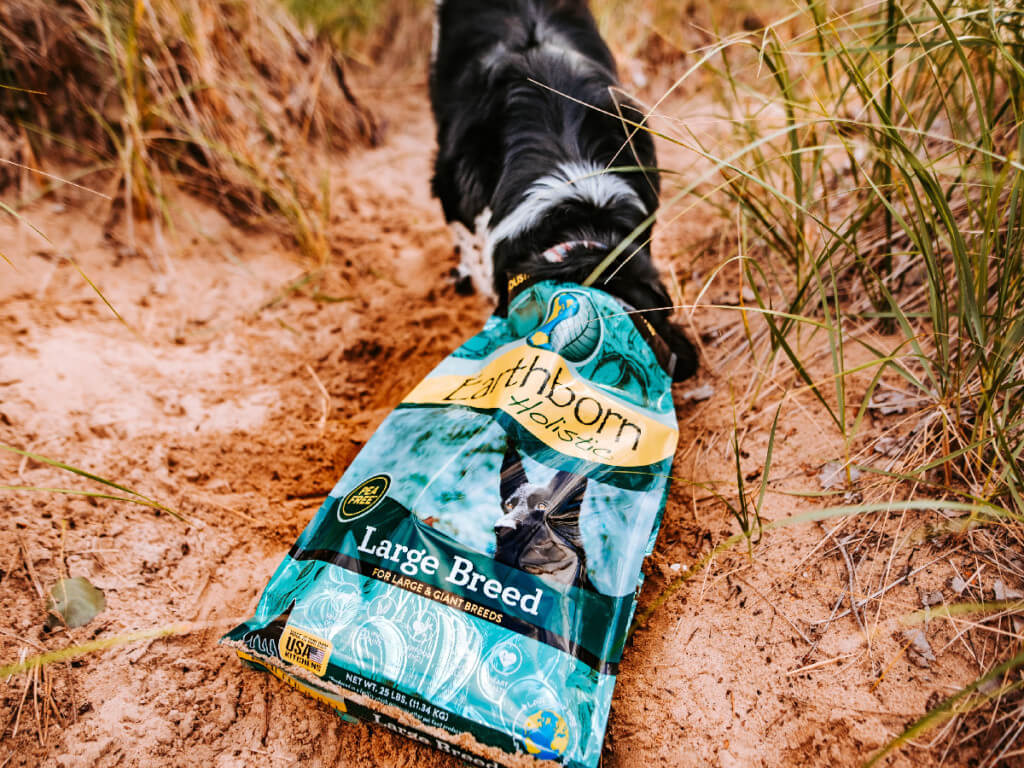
0,618,242,677
0,444,185,521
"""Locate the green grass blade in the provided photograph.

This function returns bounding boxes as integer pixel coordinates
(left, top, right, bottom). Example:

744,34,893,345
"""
0,444,185,521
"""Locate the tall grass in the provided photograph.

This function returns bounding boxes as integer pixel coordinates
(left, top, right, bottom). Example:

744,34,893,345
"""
707,0,1023,517
0,0,376,261
665,0,1024,761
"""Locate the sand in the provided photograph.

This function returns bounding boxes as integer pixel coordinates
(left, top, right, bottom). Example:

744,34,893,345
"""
0,87,988,767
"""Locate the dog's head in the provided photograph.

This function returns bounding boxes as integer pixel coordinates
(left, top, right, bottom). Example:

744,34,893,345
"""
498,240,699,382
610,277,699,383
494,439,589,585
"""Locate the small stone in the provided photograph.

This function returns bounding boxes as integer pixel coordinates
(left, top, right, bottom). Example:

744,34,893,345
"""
55,305,76,322
903,629,936,668
163,402,187,417
919,590,944,607
670,563,682,572
89,423,112,439
680,383,715,402
178,710,196,739
951,575,968,595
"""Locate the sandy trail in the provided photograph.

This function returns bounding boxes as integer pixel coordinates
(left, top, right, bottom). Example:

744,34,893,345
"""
1,88,977,767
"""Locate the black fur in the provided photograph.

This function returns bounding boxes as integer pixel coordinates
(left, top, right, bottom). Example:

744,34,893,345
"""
430,0,697,380
494,438,591,589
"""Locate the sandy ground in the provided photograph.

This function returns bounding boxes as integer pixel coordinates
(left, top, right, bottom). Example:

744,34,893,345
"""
0,87,994,767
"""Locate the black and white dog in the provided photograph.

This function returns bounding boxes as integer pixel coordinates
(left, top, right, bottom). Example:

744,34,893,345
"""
430,0,697,381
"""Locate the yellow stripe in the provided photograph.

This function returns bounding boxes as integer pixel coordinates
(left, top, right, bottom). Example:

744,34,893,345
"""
403,345,676,466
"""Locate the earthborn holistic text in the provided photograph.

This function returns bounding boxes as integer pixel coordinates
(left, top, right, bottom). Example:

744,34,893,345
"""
223,275,680,767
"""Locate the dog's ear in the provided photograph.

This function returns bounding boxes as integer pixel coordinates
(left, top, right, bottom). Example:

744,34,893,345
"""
500,438,529,500
653,318,699,382
607,279,700,382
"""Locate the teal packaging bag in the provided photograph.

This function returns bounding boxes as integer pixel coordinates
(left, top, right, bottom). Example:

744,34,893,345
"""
223,277,679,768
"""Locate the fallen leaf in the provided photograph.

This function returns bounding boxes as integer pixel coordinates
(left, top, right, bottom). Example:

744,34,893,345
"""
819,461,862,490
873,435,903,457
46,576,106,629
868,389,920,415
995,579,1007,601
994,579,1023,600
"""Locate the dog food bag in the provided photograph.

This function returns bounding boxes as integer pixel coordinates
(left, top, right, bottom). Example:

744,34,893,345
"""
223,276,680,768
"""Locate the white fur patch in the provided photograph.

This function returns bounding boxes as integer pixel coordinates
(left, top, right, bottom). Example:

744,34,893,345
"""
487,161,646,248
453,208,496,302
535,22,601,74
430,0,443,66
480,41,510,72
480,34,595,76
538,39,594,73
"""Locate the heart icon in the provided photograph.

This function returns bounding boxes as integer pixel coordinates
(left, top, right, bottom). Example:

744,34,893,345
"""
412,619,429,636
497,649,516,669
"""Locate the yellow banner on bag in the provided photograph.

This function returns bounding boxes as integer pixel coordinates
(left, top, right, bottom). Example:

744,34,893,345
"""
402,345,676,467
237,650,346,712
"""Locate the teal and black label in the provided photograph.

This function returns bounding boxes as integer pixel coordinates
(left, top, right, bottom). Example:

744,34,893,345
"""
224,280,678,768
289,495,632,673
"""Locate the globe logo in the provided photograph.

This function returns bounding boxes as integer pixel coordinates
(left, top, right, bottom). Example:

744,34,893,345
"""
521,709,570,759
526,291,602,363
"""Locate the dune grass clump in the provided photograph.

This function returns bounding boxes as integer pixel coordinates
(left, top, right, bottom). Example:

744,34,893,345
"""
0,0,377,260
709,0,1024,505
665,0,1024,761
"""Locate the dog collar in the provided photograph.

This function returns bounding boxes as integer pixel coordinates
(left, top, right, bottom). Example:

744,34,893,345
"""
540,240,608,263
